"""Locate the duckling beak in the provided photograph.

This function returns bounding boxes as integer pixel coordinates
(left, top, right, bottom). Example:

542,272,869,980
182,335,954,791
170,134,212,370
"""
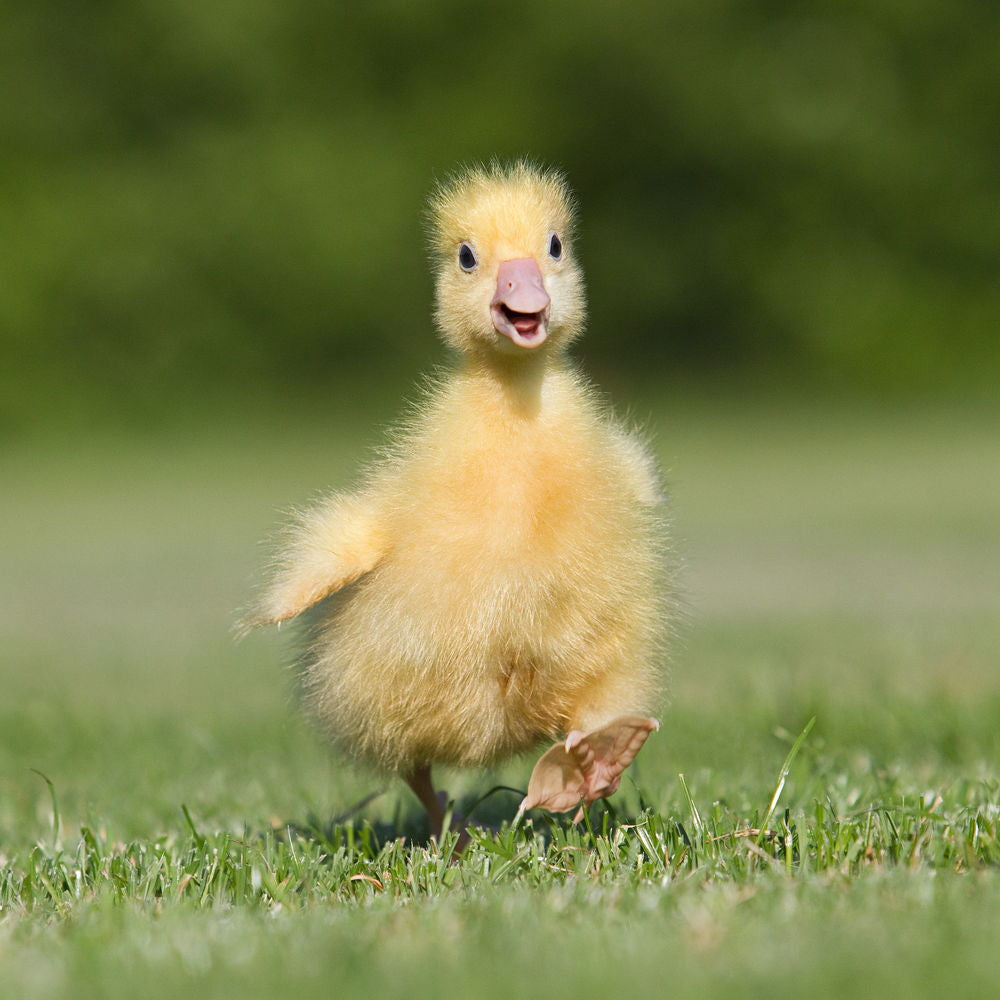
491,258,550,349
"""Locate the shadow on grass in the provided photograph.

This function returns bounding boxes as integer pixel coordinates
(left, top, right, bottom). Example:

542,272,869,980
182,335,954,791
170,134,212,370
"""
279,783,657,855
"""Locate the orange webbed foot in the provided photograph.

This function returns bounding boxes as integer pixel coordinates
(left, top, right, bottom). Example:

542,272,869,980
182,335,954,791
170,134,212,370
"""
519,716,660,821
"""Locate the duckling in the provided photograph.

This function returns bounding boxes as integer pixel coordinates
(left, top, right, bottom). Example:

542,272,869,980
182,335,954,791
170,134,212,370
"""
248,161,667,835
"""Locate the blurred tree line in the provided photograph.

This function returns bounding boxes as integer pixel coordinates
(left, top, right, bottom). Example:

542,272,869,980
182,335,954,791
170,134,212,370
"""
2,0,997,426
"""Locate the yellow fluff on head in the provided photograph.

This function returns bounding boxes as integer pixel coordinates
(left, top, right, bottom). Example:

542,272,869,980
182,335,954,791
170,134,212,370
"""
428,160,586,356
249,160,668,831
428,160,576,263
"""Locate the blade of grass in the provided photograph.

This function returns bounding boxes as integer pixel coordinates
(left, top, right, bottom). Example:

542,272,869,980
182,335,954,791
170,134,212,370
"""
30,769,61,847
678,773,703,835
757,717,816,847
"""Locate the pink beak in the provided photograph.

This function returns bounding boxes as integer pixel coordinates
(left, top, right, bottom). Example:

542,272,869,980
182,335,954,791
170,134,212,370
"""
490,258,550,348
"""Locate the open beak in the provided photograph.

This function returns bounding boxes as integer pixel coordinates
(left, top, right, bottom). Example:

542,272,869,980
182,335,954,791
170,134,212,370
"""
491,257,550,348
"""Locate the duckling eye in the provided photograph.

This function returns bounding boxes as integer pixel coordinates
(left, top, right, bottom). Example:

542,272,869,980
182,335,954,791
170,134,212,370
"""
458,243,477,271
548,232,562,260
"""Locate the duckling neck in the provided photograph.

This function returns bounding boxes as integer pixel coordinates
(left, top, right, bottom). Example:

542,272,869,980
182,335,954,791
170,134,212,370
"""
462,350,556,420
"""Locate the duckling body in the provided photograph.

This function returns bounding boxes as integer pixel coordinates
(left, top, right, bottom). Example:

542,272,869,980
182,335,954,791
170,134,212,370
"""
251,162,666,829
306,366,662,773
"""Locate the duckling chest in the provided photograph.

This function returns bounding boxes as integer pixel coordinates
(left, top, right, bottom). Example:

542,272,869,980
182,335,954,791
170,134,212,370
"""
395,427,623,573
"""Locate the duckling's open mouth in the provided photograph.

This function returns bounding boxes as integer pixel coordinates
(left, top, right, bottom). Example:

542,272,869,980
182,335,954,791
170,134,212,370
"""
491,304,549,348
505,306,545,340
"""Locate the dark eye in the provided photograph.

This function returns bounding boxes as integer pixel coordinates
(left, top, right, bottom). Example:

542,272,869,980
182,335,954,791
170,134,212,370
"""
548,232,562,260
458,243,477,271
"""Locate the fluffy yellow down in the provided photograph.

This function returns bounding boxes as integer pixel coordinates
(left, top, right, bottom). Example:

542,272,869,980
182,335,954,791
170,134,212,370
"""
255,161,668,774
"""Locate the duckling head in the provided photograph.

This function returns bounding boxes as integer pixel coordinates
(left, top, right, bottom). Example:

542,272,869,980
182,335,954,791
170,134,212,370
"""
428,161,586,360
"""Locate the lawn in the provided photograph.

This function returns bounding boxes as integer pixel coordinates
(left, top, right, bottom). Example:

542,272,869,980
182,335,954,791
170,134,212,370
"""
1,390,998,998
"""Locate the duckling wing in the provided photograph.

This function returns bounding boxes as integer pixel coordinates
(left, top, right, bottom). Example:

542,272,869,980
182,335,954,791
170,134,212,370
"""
243,490,388,629
611,426,665,507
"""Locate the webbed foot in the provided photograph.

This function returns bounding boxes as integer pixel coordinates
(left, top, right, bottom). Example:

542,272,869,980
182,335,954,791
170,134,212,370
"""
519,716,660,822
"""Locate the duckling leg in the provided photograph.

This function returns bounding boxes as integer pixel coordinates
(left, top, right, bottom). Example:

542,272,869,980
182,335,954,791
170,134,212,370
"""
519,716,659,821
404,764,449,839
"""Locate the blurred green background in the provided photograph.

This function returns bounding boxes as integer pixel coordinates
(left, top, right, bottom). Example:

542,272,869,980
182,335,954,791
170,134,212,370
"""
3,0,998,432
1,9,998,992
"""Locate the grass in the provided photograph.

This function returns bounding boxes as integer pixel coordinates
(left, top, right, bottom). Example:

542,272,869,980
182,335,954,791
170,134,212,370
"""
1,390,998,998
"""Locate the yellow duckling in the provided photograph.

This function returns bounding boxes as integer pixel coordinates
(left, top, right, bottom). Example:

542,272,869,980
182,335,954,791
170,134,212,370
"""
249,161,666,835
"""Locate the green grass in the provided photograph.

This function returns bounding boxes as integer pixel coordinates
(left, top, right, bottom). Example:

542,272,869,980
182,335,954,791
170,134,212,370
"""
1,392,998,998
